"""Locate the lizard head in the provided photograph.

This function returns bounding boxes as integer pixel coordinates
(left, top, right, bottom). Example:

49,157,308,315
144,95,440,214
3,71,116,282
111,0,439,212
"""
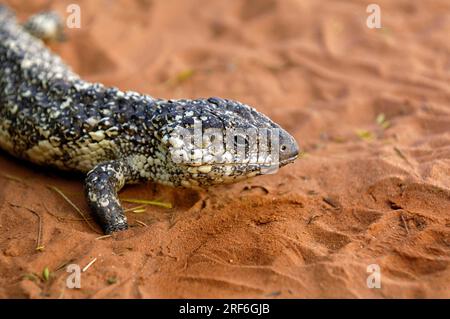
154,97,299,187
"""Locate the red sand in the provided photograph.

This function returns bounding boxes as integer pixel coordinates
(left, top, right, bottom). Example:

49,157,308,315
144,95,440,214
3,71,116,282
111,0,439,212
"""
0,0,449,298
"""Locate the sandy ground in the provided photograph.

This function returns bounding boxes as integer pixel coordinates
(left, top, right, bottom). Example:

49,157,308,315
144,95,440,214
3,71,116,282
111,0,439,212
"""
0,0,449,298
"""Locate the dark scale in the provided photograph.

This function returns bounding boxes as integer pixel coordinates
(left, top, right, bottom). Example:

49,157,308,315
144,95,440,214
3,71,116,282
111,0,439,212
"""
0,5,299,234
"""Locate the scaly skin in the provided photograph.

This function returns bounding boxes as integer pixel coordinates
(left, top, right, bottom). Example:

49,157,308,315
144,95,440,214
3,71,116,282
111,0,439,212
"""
0,6,299,234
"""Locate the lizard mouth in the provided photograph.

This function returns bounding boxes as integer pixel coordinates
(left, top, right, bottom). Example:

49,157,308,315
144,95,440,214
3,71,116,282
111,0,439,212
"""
279,154,299,166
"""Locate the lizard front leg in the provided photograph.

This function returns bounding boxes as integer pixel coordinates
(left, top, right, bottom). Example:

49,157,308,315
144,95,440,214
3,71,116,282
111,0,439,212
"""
85,160,131,234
